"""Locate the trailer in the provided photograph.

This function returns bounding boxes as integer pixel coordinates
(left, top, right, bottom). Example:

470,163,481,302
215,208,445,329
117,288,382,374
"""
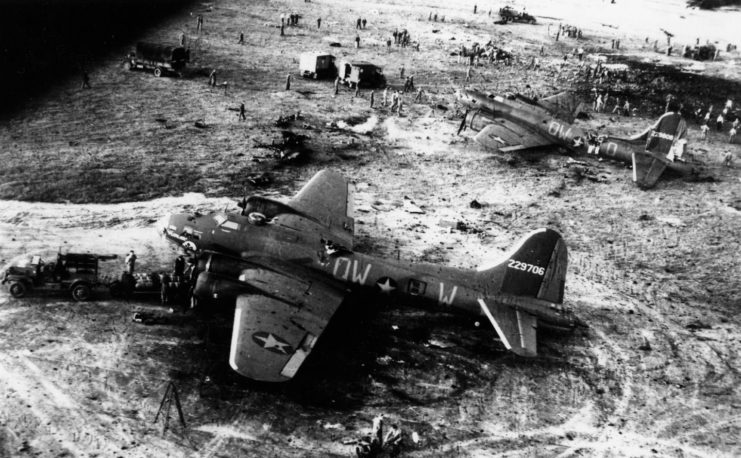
125,42,190,77
335,60,385,88
299,52,336,79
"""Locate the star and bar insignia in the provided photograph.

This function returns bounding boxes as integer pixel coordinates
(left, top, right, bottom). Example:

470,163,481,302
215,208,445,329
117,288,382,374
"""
252,332,293,355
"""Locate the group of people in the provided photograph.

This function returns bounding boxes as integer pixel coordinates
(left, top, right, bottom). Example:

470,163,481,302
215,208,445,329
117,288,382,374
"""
355,17,368,29
698,98,738,143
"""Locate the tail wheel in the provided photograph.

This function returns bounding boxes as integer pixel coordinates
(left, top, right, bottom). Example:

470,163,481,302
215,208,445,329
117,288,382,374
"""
72,284,92,302
9,281,26,298
153,67,163,77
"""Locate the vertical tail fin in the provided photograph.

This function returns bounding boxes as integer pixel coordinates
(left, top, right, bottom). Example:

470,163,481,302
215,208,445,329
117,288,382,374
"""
477,228,567,304
476,229,568,357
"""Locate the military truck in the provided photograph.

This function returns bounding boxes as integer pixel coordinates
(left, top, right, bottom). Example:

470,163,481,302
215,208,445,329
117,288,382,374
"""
299,52,336,79
125,42,190,77
499,6,536,24
1,252,117,301
335,60,385,88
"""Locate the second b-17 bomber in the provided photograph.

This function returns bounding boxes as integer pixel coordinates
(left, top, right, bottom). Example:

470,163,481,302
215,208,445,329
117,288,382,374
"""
159,170,577,382
457,89,704,188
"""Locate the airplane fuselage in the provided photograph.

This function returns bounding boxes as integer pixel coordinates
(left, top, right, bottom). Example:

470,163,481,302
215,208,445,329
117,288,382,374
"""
461,90,695,176
161,209,575,330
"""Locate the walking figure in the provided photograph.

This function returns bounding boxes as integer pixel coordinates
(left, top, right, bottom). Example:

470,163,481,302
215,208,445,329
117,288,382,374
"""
285,73,292,90
238,32,244,44
239,103,246,121
81,71,91,89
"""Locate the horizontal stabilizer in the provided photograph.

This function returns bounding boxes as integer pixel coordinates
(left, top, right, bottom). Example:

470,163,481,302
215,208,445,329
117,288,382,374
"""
632,151,668,189
478,299,538,356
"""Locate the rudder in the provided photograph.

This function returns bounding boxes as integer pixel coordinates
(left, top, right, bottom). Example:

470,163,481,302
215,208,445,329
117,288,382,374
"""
478,228,567,304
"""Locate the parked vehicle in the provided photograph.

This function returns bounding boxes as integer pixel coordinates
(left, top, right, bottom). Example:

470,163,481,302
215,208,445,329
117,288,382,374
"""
125,42,190,77
499,6,536,24
335,60,385,88
1,253,117,301
299,52,336,79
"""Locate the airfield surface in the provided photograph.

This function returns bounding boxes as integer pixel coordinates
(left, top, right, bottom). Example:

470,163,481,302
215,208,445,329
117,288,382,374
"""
1,0,740,456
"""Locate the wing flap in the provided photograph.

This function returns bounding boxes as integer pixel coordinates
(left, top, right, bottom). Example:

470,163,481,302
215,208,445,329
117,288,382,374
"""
474,122,553,153
230,284,344,382
478,299,538,357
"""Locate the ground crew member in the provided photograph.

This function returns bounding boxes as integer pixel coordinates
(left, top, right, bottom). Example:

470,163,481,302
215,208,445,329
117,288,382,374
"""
716,113,724,131
280,24,285,36
125,251,137,274
390,91,398,110
354,85,360,98
317,17,321,28
700,123,709,140
370,90,375,108
239,102,246,121
400,66,405,79
623,100,631,116
196,14,203,32
355,34,360,48
81,71,91,89
356,18,361,29
174,255,186,280
160,273,170,306
397,95,403,115
473,4,477,13
611,98,622,114
334,77,340,95
465,66,472,82
180,33,186,46
209,69,217,86
371,415,384,451
386,39,392,51
384,424,402,452
730,127,737,143
238,32,244,44
362,18,367,29
414,87,423,102
285,73,291,90
382,87,388,106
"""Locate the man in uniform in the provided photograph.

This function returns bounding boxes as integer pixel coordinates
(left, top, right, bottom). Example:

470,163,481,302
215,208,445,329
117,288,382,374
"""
239,102,246,121
125,251,137,275
174,255,186,281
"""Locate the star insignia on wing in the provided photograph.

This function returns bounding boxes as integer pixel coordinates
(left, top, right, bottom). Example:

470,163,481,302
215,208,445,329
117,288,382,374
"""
376,277,397,294
254,333,292,354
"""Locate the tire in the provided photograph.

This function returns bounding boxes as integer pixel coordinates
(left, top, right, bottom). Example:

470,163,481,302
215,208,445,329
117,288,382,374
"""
109,281,123,298
153,67,163,77
71,283,92,302
9,281,26,298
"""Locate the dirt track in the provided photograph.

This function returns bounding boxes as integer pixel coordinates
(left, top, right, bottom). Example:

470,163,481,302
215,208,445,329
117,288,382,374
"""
1,0,740,456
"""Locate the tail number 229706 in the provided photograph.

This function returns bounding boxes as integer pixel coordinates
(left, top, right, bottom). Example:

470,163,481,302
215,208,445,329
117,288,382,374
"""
508,259,545,276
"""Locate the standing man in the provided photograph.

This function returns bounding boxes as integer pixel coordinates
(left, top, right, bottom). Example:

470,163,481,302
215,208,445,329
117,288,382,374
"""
197,14,203,32
386,38,392,51
400,65,405,79
382,86,389,106
238,32,244,44
334,76,340,96
125,251,137,275
414,87,423,102
285,73,292,90
716,113,724,131
174,255,186,281
239,102,246,121
473,4,477,14
369,90,375,108
355,34,360,48
317,17,321,29
397,95,403,116
209,69,217,86
81,71,91,89
354,84,360,98
356,18,361,29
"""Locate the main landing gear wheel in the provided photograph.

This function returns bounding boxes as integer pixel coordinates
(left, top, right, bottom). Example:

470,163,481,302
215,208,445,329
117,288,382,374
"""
153,67,163,77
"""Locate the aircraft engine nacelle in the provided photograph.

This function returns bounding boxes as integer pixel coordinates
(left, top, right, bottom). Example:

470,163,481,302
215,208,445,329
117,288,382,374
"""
193,271,253,303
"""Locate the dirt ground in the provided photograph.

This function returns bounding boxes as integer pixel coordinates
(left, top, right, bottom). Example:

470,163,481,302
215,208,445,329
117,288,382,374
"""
1,0,740,457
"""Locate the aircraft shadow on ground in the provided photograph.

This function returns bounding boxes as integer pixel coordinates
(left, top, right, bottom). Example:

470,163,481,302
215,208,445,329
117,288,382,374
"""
0,0,201,117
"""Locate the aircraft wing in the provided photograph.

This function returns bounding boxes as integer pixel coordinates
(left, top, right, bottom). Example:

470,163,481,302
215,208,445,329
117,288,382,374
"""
474,120,554,153
478,299,538,357
288,169,354,247
229,277,345,382
537,92,585,124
